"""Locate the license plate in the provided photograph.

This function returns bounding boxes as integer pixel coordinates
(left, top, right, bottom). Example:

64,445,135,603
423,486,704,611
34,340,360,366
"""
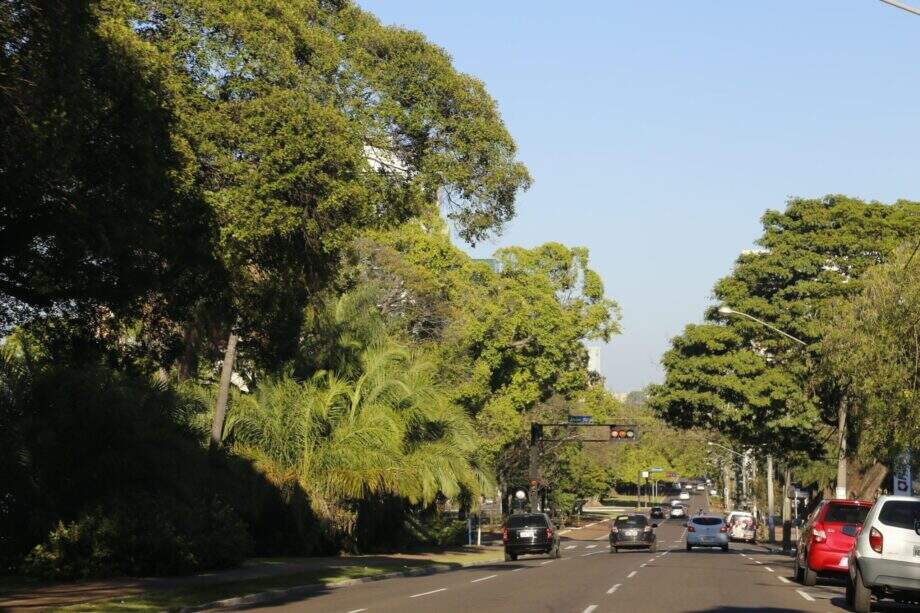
519,529,535,538
839,557,849,567
913,545,920,557
700,537,712,542
625,530,637,536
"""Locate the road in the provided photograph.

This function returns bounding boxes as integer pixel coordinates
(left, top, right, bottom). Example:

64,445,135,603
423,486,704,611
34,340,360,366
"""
230,494,915,613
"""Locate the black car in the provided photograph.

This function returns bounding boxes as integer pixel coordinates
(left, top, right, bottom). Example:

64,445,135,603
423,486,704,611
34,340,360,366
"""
502,513,560,561
610,513,657,552
650,506,665,519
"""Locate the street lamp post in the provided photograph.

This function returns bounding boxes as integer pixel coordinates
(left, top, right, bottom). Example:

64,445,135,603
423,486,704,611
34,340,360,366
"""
880,0,920,16
718,306,849,500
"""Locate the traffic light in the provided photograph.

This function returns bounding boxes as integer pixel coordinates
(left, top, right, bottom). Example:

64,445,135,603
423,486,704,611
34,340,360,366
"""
609,425,638,441
530,423,543,446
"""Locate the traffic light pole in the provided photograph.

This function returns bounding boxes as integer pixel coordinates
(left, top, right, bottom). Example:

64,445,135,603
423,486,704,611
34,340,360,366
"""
529,442,540,512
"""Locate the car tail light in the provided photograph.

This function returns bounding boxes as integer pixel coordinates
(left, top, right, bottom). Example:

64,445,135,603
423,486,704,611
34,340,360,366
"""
502,527,509,544
869,527,883,554
687,525,695,532
644,526,652,532
719,526,728,533
546,527,554,539
610,527,619,534
812,523,826,543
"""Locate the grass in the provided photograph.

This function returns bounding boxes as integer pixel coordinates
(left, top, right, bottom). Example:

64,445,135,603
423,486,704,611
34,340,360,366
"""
48,548,504,612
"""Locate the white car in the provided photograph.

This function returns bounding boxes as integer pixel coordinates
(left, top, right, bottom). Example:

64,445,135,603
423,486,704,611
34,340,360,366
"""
696,484,705,491
679,491,690,500
686,515,729,551
847,495,920,612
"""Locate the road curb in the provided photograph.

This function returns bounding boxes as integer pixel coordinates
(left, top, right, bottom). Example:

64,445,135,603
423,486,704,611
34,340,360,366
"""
176,556,505,612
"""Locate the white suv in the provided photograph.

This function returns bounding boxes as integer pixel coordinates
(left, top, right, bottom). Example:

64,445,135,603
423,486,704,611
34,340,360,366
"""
847,495,920,612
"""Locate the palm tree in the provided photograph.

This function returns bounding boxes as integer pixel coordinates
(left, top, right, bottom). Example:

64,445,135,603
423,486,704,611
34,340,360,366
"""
228,342,489,536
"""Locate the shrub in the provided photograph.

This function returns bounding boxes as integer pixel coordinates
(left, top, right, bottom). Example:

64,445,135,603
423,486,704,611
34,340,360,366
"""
23,493,250,579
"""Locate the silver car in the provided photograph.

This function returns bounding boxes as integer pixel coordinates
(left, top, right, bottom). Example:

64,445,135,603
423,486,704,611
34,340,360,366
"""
686,515,729,551
847,495,920,612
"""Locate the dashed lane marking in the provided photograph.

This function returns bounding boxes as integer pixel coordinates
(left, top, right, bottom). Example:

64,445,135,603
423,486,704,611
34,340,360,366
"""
796,589,815,602
754,560,763,564
565,545,577,550
582,606,598,613
586,544,597,549
580,551,603,557
511,567,525,572
778,576,791,584
640,563,647,568
540,560,554,565
647,558,656,563
410,588,447,598
346,609,367,613
607,583,622,594
470,574,497,583
627,571,638,578
765,567,774,572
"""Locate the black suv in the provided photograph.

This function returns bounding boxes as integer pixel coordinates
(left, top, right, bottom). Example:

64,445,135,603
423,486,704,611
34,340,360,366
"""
502,513,560,561
650,506,665,519
610,513,657,552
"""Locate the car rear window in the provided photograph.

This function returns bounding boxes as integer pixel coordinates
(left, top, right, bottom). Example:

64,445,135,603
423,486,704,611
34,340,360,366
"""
506,514,548,528
691,517,723,526
824,503,870,524
615,515,648,527
878,500,920,530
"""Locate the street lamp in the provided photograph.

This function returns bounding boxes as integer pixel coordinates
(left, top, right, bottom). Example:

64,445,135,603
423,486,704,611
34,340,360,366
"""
716,306,807,346
880,0,920,16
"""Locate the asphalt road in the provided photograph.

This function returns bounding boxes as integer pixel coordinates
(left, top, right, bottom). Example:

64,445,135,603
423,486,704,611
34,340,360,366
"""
230,494,920,613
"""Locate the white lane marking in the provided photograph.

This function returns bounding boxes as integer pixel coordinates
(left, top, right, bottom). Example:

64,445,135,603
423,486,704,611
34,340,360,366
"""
540,560,554,565
586,522,597,527
647,558,656,563
640,563,647,567
778,576,791,584
565,545,577,549
796,589,815,602
672,539,682,542
346,609,367,613
627,570,638,578
607,583,622,594
586,544,597,549
581,550,603,557
582,606,598,613
410,588,447,598
511,567,525,572
471,574,497,583
765,567,774,572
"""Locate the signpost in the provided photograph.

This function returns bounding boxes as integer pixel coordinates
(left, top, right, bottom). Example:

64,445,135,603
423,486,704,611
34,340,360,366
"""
893,451,913,496
568,415,593,425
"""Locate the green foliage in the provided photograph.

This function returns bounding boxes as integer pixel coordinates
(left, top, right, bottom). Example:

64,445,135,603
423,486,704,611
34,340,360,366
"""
23,493,250,580
651,195,920,457
820,243,920,460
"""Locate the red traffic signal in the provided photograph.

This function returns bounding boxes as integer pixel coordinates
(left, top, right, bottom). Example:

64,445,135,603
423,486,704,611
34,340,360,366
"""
609,425,637,441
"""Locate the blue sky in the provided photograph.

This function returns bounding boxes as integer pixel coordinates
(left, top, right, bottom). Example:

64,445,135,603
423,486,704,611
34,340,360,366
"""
358,1,920,393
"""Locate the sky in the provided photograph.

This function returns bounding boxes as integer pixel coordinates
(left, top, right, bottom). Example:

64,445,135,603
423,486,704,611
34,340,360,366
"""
357,0,920,393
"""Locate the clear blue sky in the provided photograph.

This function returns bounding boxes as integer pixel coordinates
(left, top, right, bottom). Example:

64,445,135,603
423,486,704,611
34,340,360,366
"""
358,0,920,393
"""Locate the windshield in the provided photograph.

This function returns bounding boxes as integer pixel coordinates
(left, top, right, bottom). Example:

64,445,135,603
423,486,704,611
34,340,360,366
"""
824,503,870,524
878,500,920,530
506,514,547,528
691,517,723,526
614,515,648,527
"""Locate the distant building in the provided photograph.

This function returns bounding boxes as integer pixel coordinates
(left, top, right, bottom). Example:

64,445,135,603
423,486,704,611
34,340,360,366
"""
587,346,602,375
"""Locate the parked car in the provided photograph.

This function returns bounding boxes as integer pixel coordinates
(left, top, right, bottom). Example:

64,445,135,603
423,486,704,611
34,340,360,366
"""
610,513,657,552
670,501,686,518
686,515,729,551
847,495,920,612
794,498,872,586
502,513,560,561
696,484,705,491
679,491,691,500
650,506,665,519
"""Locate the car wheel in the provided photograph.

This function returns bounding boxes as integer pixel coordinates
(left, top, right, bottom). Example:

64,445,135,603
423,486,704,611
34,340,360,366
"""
852,566,871,613
686,543,692,551
504,551,512,562
803,561,817,587
611,546,618,553
553,544,562,559
793,553,804,583
721,544,729,552
845,573,855,606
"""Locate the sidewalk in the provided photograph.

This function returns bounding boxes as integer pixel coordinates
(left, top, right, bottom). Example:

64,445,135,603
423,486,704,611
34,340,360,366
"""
0,546,503,612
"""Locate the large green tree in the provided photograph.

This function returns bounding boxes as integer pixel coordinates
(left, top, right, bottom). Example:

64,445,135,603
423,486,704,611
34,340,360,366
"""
651,196,920,460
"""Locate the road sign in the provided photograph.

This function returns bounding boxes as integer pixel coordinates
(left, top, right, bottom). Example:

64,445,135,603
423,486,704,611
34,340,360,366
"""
893,451,913,495
568,415,593,424
641,470,650,479
650,467,664,472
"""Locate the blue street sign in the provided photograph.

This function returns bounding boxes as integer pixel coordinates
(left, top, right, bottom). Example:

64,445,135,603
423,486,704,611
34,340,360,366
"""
568,415,593,424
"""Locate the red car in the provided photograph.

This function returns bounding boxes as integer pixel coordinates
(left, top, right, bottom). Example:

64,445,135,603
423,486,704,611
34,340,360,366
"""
794,498,872,586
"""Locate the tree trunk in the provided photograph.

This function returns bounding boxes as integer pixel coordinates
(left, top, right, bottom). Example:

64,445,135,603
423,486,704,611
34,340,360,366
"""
836,401,848,499
177,323,199,381
211,331,239,448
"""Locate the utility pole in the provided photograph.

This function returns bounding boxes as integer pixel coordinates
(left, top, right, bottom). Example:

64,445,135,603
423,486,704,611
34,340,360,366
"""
529,443,540,512
782,465,792,552
767,455,775,543
723,461,732,512
835,401,848,499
